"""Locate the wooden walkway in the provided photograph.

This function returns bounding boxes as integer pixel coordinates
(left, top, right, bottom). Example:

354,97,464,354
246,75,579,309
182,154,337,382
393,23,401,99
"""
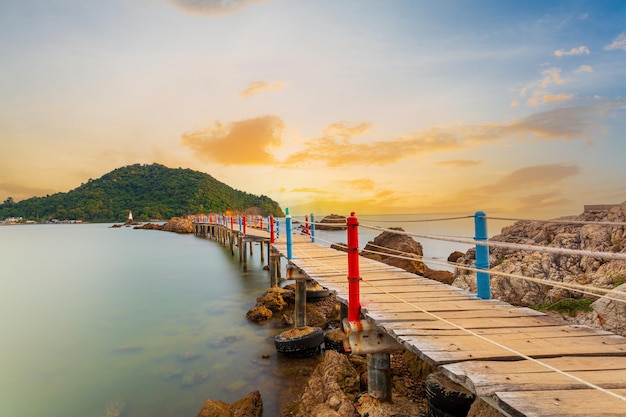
272,234,626,417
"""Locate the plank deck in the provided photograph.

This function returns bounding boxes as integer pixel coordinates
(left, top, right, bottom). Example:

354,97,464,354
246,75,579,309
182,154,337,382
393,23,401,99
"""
271,235,626,417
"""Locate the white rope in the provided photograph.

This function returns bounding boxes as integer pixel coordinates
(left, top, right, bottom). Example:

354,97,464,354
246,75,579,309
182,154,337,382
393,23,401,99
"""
486,216,626,227
360,223,626,261
285,242,626,403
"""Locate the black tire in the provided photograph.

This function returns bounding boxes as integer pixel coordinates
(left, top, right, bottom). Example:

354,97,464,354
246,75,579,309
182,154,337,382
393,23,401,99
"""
427,401,457,417
425,371,475,416
323,334,345,353
275,327,324,356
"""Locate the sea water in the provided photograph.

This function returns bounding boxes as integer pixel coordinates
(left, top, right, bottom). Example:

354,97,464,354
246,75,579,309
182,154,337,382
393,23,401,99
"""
0,214,511,417
0,223,316,417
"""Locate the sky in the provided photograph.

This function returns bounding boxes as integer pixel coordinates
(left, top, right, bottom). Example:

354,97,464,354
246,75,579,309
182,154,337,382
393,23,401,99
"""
1,0,625,217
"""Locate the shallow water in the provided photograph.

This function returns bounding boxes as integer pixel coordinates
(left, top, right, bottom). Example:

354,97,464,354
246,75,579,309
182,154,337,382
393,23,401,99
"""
0,224,317,417
0,215,510,417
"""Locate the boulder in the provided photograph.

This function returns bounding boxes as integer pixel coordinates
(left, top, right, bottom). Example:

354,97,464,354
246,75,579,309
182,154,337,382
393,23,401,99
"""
576,283,626,336
293,350,360,417
362,227,426,275
196,390,263,417
161,217,194,233
316,214,347,231
255,287,287,312
246,306,273,322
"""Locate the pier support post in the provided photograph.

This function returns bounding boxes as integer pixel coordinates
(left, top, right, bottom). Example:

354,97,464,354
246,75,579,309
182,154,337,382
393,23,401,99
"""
367,352,392,402
310,213,315,243
243,239,248,271
295,270,306,329
474,211,490,299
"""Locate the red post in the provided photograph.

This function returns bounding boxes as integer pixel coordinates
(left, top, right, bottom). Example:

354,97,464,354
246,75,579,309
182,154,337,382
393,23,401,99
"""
305,214,310,235
347,212,361,323
230,216,234,230
243,216,247,235
270,215,275,243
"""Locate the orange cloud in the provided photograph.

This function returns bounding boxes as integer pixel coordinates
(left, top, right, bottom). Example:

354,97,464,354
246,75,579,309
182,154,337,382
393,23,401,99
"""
428,164,580,213
436,159,482,168
181,115,284,165
240,81,286,98
528,92,573,106
283,105,616,167
322,121,372,139
168,0,265,15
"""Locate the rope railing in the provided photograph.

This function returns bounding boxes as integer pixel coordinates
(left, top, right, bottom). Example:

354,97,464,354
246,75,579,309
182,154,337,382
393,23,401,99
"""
485,216,626,227
287,239,626,403
360,223,626,261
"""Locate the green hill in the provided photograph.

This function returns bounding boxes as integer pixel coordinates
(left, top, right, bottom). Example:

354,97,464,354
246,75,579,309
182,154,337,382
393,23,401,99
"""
0,163,284,222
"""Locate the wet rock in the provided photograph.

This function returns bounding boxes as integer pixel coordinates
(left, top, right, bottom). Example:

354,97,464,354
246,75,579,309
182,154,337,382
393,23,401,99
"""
134,223,162,230
256,287,287,312
422,268,454,285
246,305,273,322
176,352,201,362
196,390,263,417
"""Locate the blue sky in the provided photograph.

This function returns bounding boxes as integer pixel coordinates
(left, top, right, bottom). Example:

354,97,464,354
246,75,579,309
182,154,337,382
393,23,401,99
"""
1,0,625,216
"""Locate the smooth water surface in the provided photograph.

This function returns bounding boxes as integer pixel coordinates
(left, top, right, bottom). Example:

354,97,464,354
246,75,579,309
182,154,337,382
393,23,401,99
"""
0,224,300,417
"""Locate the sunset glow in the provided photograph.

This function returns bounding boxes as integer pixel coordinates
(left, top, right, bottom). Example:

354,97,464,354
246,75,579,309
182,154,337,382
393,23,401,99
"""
2,0,625,217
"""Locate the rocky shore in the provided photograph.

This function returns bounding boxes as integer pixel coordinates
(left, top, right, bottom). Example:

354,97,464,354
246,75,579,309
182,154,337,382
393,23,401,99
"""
124,204,625,416
453,201,626,336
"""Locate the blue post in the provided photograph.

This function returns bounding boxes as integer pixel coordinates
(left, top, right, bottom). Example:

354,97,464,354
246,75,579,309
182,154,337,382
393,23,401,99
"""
276,219,280,239
238,215,242,232
267,216,271,233
285,208,293,260
310,213,315,243
474,211,490,299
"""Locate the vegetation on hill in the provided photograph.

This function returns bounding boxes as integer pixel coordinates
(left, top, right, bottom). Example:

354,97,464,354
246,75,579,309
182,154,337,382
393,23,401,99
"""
0,163,284,222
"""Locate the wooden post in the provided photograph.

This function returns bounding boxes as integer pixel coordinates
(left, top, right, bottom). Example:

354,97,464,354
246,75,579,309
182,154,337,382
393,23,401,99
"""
260,241,265,263
243,238,248,271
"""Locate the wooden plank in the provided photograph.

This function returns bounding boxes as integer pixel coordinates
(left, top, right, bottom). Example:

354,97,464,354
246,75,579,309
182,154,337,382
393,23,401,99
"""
494,389,626,417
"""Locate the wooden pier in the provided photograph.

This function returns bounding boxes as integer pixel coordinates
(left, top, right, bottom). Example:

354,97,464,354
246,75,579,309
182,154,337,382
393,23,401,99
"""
194,220,626,416
272,234,626,417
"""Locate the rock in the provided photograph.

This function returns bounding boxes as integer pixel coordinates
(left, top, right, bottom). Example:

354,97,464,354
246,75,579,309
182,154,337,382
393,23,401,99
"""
452,200,626,335
256,287,287,312
246,305,273,322
100,400,125,417
576,283,626,336
316,214,347,231
362,228,426,275
196,390,263,417
161,217,194,233
467,397,507,417
422,267,454,284
448,251,465,263
134,223,162,230
293,350,360,417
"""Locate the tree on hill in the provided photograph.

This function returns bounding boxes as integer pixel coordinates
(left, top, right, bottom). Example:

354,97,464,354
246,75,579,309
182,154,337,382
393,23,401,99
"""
0,163,284,222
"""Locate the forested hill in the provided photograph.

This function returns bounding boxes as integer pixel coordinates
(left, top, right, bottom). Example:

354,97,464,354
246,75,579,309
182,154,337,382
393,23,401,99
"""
0,163,284,222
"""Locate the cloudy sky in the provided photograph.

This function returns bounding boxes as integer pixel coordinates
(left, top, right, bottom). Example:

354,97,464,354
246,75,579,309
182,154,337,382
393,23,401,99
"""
1,0,625,216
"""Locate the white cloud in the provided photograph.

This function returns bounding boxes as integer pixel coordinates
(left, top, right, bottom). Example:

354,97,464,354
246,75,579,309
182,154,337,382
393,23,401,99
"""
604,33,626,51
540,67,565,88
575,65,593,73
554,46,590,57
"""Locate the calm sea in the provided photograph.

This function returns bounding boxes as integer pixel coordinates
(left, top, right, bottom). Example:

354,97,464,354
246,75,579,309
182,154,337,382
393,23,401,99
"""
0,214,511,417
